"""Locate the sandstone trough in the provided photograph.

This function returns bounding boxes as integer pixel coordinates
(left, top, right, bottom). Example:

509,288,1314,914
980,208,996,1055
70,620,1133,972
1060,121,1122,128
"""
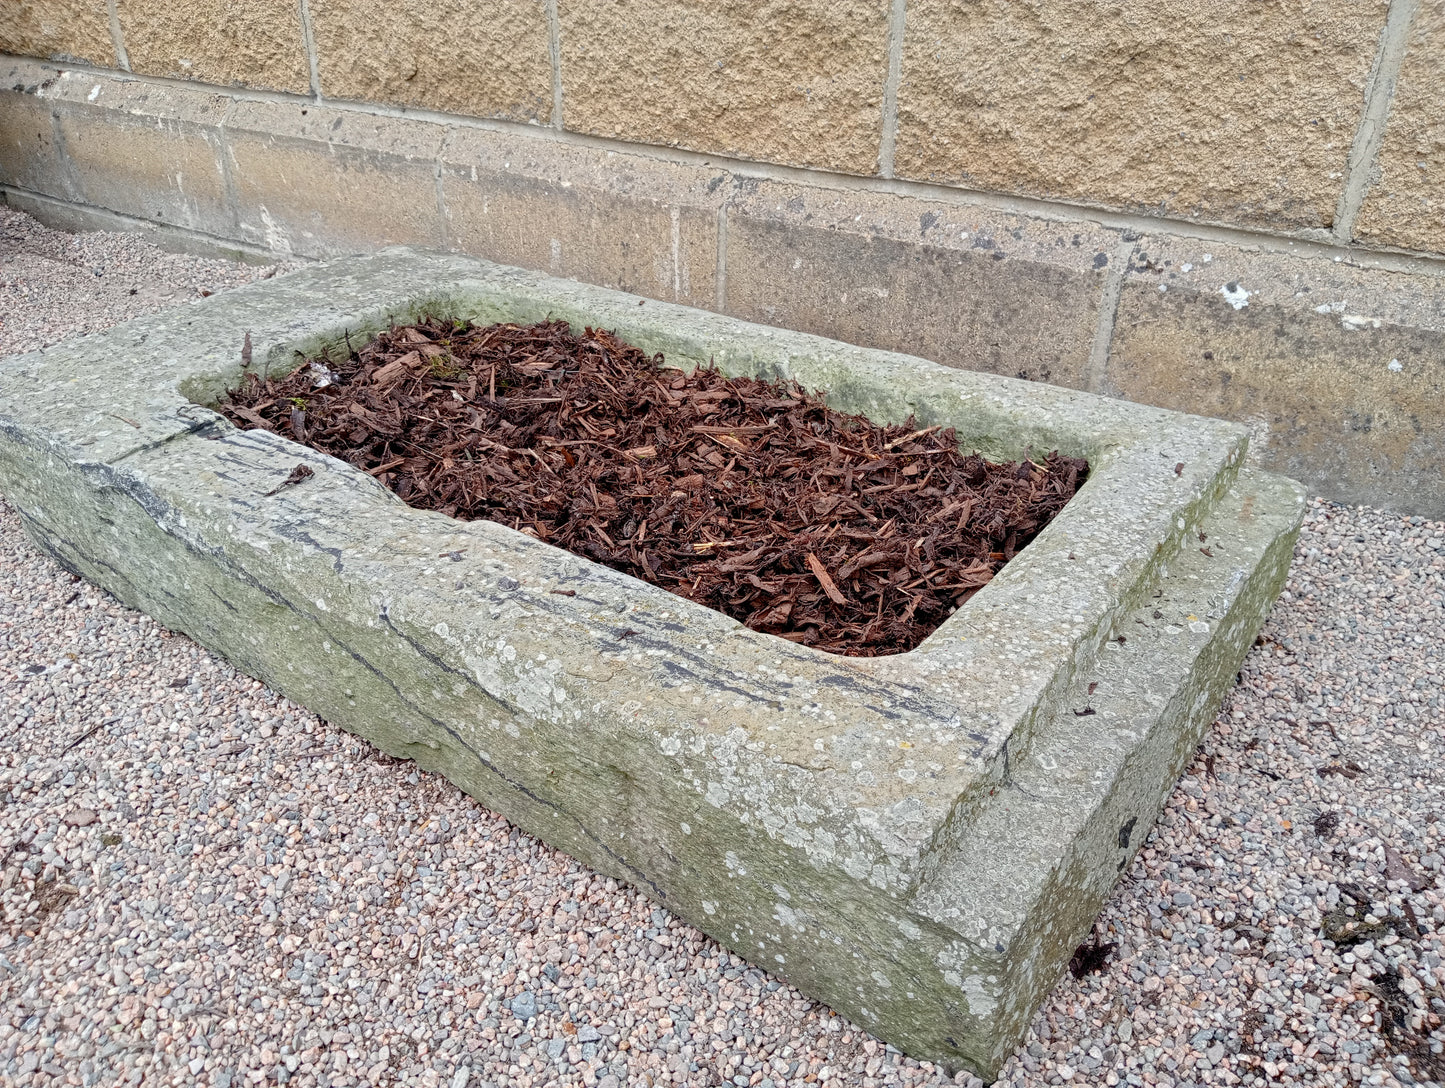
0,250,1305,1077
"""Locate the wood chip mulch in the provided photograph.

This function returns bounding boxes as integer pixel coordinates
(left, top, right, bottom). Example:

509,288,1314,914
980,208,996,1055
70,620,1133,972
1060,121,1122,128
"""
219,317,1087,656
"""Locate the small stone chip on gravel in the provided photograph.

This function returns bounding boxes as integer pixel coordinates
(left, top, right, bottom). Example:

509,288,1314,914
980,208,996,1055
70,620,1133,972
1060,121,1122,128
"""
2,207,1445,1088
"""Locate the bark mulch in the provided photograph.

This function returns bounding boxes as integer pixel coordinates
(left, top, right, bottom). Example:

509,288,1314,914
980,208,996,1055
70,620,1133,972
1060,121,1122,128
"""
220,317,1087,656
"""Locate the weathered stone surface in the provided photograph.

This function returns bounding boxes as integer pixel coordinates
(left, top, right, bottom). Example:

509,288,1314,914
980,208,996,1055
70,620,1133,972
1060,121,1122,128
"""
1355,4,1445,253
894,0,1385,231
0,76,64,197
0,186,274,263
441,129,725,307
913,470,1300,1070
116,0,310,93
559,0,890,175
309,0,552,123
42,73,233,236
1106,233,1445,517
224,101,447,255
0,250,1302,1076
0,0,115,65
721,179,1113,387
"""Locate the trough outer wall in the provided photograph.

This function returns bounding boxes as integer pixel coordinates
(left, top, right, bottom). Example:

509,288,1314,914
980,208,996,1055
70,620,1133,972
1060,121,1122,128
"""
912,472,1305,1070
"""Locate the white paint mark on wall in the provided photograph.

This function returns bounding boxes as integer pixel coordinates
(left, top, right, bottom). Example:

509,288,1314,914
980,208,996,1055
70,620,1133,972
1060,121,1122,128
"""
88,84,102,101
257,206,292,254
1219,283,1251,310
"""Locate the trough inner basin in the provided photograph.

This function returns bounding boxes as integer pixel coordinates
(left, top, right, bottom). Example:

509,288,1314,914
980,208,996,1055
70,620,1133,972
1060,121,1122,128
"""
217,314,1089,657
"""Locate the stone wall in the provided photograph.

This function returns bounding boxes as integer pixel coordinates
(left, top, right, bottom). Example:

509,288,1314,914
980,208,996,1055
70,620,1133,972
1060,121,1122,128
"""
2,0,1444,515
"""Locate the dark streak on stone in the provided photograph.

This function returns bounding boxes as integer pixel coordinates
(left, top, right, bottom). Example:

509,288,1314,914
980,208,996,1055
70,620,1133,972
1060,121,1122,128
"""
1117,816,1137,849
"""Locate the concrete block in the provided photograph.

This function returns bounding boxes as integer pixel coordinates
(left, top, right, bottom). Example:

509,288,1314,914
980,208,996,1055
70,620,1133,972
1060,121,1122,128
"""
1105,234,1445,517
0,72,67,197
0,250,1302,1077
0,186,278,263
440,129,724,307
558,0,891,175
223,100,447,255
0,0,116,65
1355,4,1445,253
721,179,1111,387
116,0,311,93
42,73,233,235
894,0,1386,231
309,0,552,123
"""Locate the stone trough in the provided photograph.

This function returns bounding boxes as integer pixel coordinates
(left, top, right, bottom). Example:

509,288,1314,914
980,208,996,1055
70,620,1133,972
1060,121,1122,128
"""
0,251,1305,1077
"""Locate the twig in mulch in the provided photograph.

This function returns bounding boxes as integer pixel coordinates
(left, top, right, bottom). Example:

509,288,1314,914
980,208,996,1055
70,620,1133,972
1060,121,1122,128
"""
221,317,1088,656
262,463,314,496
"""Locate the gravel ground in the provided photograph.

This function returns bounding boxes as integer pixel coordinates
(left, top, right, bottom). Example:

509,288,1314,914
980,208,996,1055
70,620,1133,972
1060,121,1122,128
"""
0,205,294,357
2,207,1444,1088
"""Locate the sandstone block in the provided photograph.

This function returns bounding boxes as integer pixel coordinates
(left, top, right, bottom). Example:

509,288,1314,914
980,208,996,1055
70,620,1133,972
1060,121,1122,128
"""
441,130,724,307
1354,4,1445,254
116,0,310,93
50,80,232,235
1105,234,1445,516
0,0,116,65
559,0,891,175
721,180,1110,388
224,101,446,255
309,0,553,123
0,79,66,197
894,0,1386,231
